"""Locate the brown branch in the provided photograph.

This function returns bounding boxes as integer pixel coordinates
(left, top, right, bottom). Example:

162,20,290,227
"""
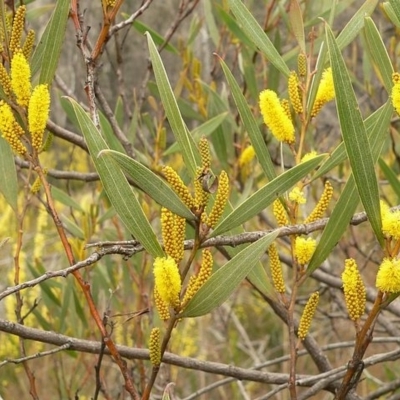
46,120,88,152
0,318,399,395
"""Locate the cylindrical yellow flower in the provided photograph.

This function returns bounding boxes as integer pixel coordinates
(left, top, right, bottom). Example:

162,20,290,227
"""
294,236,316,265
161,208,185,263
342,258,366,321
194,166,210,209
9,5,26,54
381,200,400,240
311,67,335,117
392,73,400,115
239,145,256,168
268,243,285,293
298,53,307,77
153,256,182,308
22,29,35,60
280,99,291,120
182,249,213,306
301,151,317,163
273,199,289,227
154,288,170,321
206,170,230,228
304,181,333,224
149,328,161,366
298,292,319,340
199,137,211,169
259,89,295,144
11,50,31,107
288,71,303,114
376,258,400,293
0,100,26,155
28,84,50,150
162,166,195,209
30,176,42,194
0,63,12,96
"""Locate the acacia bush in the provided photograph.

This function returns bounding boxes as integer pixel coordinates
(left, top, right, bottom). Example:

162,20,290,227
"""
1,0,400,399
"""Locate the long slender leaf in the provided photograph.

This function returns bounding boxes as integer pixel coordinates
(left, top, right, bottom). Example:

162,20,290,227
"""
364,17,393,92
211,155,326,237
307,103,392,275
181,231,279,318
219,57,276,181
326,24,382,244
289,0,305,53
66,97,163,257
336,0,379,50
314,101,392,179
31,0,69,84
389,0,400,23
100,150,195,220
228,0,290,77
0,137,18,212
384,2,400,28
146,33,200,178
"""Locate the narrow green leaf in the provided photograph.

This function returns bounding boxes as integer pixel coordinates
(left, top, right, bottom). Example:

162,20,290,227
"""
389,0,400,24
307,103,391,275
379,158,400,201
100,150,195,220
289,0,305,53
364,17,394,92
31,0,69,84
326,24,382,244
51,186,84,212
203,0,219,46
228,0,290,77
211,155,326,237
314,101,392,179
181,231,279,318
336,0,379,50
219,57,276,181
0,137,18,211
146,33,200,178
65,97,163,257
383,2,400,28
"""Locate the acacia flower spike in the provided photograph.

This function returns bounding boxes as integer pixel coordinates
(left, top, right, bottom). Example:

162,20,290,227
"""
149,328,161,366
268,243,285,293
342,259,366,321
206,170,230,228
162,166,195,209
298,292,319,340
392,72,400,115
11,50,31,108
376,258,400,293
294,236,316,265
259,89,295,144
305,181,333,224
0,101,26,155
273,199,289,227
9,5,26,54
311,67,335,117
154,288,170,321
288,71,303,114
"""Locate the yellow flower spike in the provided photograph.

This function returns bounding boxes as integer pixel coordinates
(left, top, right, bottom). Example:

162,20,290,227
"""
11,50,31,108
273,199,288,227
199,137,211,169
30,176,42,194
206,170,230,228
381,200,400,240
295,236,316,265
161,208,185,262
0,63,12,96
194,166,210,209
289,186,306,204
259,89,295,144
304,181,333,224
376,258,400,293
298,292,319,340
392,73,400,115
162,166,195,209
9,5,26,54
268,243,285,293
154,288,170,321
149,328,161,366
342,259,366,321
239,145,255,168
311,67,335,117
301,151,318,163
182,249,213,306
28,84,50,151
298,53,307,77
22,30,35,60
0,100,26,155
153,256,182,309
288,71,303,114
